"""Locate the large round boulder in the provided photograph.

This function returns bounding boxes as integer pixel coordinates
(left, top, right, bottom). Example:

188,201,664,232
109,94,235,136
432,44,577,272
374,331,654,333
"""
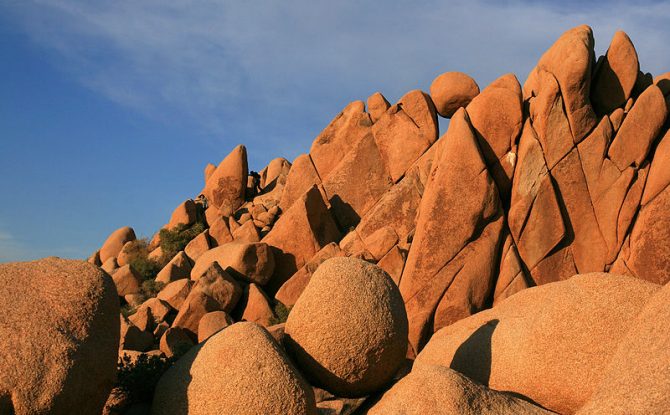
191,242,275,285
285,257,408,397
369,364,551,415
152,322,317,415
0,258,120,414
415,273,660,414
429,71,480,118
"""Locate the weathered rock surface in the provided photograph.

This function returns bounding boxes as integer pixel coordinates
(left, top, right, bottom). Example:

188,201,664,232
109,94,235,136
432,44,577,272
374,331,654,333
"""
0,258,119,415
201,145,248,214
191,242,275,285
100,226,136,264
152,322,317,415
430,71,480,118
285,257,408,397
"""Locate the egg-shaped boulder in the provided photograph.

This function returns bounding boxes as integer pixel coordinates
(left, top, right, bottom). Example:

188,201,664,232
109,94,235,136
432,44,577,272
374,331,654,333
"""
429,71,480,118
152,322,317,415
285,257,408,397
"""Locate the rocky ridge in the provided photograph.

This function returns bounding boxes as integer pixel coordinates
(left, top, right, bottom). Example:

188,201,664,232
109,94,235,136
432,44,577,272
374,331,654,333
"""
2,25,669,414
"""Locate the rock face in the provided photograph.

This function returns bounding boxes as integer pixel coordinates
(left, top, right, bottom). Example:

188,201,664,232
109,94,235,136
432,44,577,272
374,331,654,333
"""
369,364,551,415
191,242,275,285
577,282,670,414
152,322,317,415
201,145,248,214
430,71,480,118
285,257,408,397
0,258,120,414
415,274,660,414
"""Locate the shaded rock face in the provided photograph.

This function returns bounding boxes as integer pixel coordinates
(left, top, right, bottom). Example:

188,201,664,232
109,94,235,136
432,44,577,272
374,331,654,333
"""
285,257,408,398
152,322,317,415
415,274,660,415
0,258,120,414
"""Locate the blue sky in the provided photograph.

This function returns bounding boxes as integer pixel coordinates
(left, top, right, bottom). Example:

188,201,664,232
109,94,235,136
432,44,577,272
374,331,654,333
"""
1,1,669,262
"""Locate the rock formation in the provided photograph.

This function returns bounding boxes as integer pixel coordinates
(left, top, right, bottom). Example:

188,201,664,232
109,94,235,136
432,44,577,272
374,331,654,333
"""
3,24,669,414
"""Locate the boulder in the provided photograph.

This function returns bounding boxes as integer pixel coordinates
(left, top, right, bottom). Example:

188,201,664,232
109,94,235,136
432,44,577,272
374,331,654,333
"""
152,322,317,415
0,258,119,414
101,256,119,274
238,283,275,327
167,199,197,230
184,230,211,261
231,219,260,243
100,226,136,264
201,144,248,214
309,100,372,180
372,90,438,182
191,242,275,285
415,273,660,415
399,109,504,354
116,241,133,267
207,216,233,247
278,153,323,213
429,71,480,118
367,91,391,123
591,31,639,114
263,185,340,295
159,327,194,358
577,282,670,414
120,315,154,352
157,279,193,311
111,265,142,297
285,257,408,397
203,163,216,183
197,311,234,342
155,251,192,284
369,364,551,415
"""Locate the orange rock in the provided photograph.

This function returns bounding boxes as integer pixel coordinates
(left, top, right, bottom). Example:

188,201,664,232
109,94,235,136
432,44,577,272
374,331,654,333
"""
111,265,142,297
655,71,670,96
376,245,407,286
203,162,216,183
275,242,344,307
363,226,398,261
137,298,172,326
100,226,136,264
208,216,234,248
166,199,197,230
577,282,670,414
152,322,317,415
159,327,194,358
101,256,119,274
321,133,392,230
429,71,480,118
116,241,133,267
278,153,323,213
260,157,291,190
88,250,101,266
263,186,340,295
591,31,639,114
238,283,275,327
0,258,119,414
608,85,667,170
493,232,529,305
147,246,164,262
466,73,523,199
128,306,154,332
366,91,390,123
231,219,260,243
201,144,248,212
157,279,193,311
415,273,660,415
400,109,504,353
369,364,551,415
191,242,275,285
171,290,222,340
155,251,192,284
372,90,438,182
309,100,372,179
197,310,234,342
120,316,153,352
184,229,211,261
525,25,596,141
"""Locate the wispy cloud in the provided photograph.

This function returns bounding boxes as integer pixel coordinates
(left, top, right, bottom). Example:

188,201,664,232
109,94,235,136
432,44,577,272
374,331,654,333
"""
3,1,670,158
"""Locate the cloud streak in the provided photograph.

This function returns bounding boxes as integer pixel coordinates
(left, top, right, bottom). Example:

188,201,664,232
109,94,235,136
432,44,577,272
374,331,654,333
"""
4,1,670,163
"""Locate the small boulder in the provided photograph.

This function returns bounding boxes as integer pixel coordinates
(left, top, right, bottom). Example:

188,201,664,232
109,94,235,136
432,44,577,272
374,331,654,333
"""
429,71,480,118
238,283,275,327
157,279,193,311
191,242,275,285
197,311,234,342
166,199,198,230
100,226,136,264
159,327,194,358
155,251,192,284
184,230,211,262
201,144,248,213
152,322,317,415
111,265,142,297
285,257,408,397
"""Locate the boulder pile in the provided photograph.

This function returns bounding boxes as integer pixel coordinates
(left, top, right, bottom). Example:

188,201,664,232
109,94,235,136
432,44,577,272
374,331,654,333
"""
1,24,669,414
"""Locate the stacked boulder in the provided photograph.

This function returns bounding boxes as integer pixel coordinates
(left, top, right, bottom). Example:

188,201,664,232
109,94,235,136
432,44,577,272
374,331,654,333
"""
74,23,670,414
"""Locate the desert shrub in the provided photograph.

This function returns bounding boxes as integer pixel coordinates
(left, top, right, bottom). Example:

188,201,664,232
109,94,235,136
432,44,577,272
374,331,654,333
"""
159,221,206,260
269,301,291,325
116,353,174,405
122,238,162,280
141,279,165,299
